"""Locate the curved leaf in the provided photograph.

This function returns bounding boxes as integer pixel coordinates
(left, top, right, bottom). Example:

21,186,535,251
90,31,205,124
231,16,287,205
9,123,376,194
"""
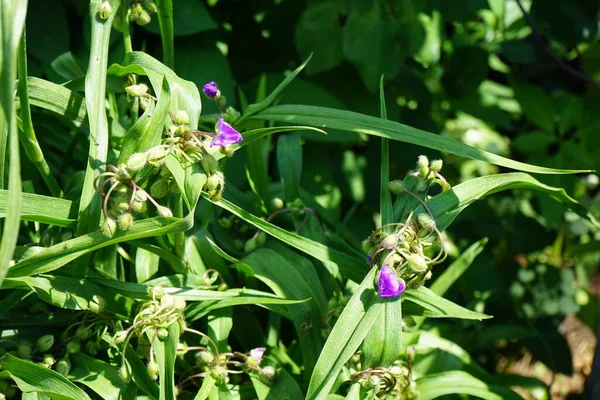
416,370,522,400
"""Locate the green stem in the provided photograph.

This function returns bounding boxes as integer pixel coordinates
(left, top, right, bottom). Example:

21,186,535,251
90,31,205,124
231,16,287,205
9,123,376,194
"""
173,196,185,260
17,29,62,197
121,5,139,124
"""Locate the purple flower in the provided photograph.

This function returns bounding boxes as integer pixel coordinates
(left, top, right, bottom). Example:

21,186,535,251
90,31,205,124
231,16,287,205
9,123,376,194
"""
211,118,243,147
366,255,372,264
378,264,405,298
250,347,266,362
203,81,220,99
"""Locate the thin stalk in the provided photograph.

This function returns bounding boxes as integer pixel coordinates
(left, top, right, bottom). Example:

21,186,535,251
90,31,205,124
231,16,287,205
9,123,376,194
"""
173,196,185,260
121,5,139,124
17,29,62,197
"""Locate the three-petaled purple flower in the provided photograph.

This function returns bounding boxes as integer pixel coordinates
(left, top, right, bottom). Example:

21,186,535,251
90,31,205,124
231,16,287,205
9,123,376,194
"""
250,347,266,362
211,118,243,147
203,81,220,99
378,264,405,298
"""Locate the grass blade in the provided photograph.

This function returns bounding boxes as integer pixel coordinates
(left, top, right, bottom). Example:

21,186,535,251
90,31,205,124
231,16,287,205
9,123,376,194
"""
155,0,174,69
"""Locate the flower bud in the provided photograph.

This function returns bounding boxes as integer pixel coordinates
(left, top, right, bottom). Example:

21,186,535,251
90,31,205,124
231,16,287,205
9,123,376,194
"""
66,341,81,354
417,213,436,230
218,217,233,228
195,350,214,365
176,342,188,356
210,365,228,382
36,335,55,352
380,234,399,250
405,252,428,273
132,199,147,213
86,341,100,356
256,232,267,246
203,81,220,100
147,360,159,380
244,238,257,253
140,95,150,110
125,83,149,97
127,153,147,172
174,297,187,312
118,213,133,231
388,180,405,194
56,357,71,376
119,364,131,383
129,3,143,20
174,110,190,126
17,343,32,359
160,294,176,309
98,1,112,20
417,155,430,177
225,107,241,124
148,285,165,300
209,190,222,202
220,145,235,157
416,178,428,192
89,295,106,313
156,205,173,218
146,147,168,165
157,328,169,341
142,0,158,13
260,366,277,385
271,197,284,210
135,10,152,26
206,174,221,191
113,330,128,345
430,159,443,173
101,218,117,238
43,353,55,366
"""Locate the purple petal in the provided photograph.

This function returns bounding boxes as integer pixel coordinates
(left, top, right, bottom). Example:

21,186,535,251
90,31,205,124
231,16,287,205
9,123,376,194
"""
250,347,266,362
210,118,243,147
203,81,220,99
366,255,372,264
378,264,405,298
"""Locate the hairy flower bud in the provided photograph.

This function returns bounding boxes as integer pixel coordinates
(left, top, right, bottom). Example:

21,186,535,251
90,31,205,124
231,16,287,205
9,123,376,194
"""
388,179,405,194
147,360,159,380
101,218,117,237
119,364,131,383
430,159,443,173
156,205,173,218
89,295,106,313
136,8,151,25
36,335,55,352
160,294,176,309
125,83,149,97
148,285,165,300
417,155,430,177
405,252,428,273
127,152,147,172
142,0,158,13
176,342,188,356
244,238,257,253
43,353,55,366
17,343,32,359
174,297,187,312
113,330,128,345
195,350,214,365
380,234,399,250
157,328,169,341
417,213,436,230
174,110,190,126
66,341,81,354
146,147,168,165
56,357,71,377
260,366,277,384
98,1,112,20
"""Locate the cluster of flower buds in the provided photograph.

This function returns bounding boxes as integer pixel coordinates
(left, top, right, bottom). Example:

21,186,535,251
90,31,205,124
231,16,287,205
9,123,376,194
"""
364,156,449,298
111,287,186,382
112,0,158,28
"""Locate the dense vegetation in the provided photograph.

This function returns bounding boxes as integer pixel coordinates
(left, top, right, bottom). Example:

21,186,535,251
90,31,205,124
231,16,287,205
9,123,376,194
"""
0,0,598,399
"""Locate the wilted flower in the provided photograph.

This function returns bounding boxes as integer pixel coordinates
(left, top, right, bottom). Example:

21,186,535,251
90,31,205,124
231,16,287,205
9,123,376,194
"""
377,264,405,298
211,118,243,147
203,81,220,99
250,347,266,362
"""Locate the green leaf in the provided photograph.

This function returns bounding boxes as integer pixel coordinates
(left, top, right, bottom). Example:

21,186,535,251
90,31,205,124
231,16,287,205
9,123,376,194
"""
250,365,304,400
150,322,179,400
295,1,345,75
210,197,365,282
124,345,159,399
22,77,87,127
416,370,522,400
193,374,216,400
239,55,312,122
511,79,555,133
207,308,232,354
118,77,171,164
143,0,217,37
430,238,488,296
70,353,137,400
419,172,598,231
0,190,77,227
164,153,207,211
155,0,174,69
277,132,302,202
252,105,590,174
107,51,201,129
75,0,121,277
0,353,91,400
307,266,381,399
6,214,193,277
379,76,393,228
0,0,27,287
403,287,491,320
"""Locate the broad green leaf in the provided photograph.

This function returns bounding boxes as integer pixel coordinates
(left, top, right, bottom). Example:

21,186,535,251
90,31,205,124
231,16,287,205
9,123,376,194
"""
124,345,159,400
430,238,488,296
416,370,522,400
207,308,232,353
132,241,186,274
118,77,171,164
239,55,312,122
107,51,201,129
403,287,490,320
50,51,85,81
0,0,27,288
70,353,137,400
253,105,590,174
75,0,121,277
211,197,365,282
7,214,193,277
22,77,87,126
155,0,174,69
307,266,382,400
242,247,326,380
194,374,216,400
277,132,302,202
0,190,76,227
0,288,31,318
420,172,598,231
135,246,160,282
164,153,207,211
250,365,304,400
0,354,91,400
511,79,555,133
17,29,61,196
